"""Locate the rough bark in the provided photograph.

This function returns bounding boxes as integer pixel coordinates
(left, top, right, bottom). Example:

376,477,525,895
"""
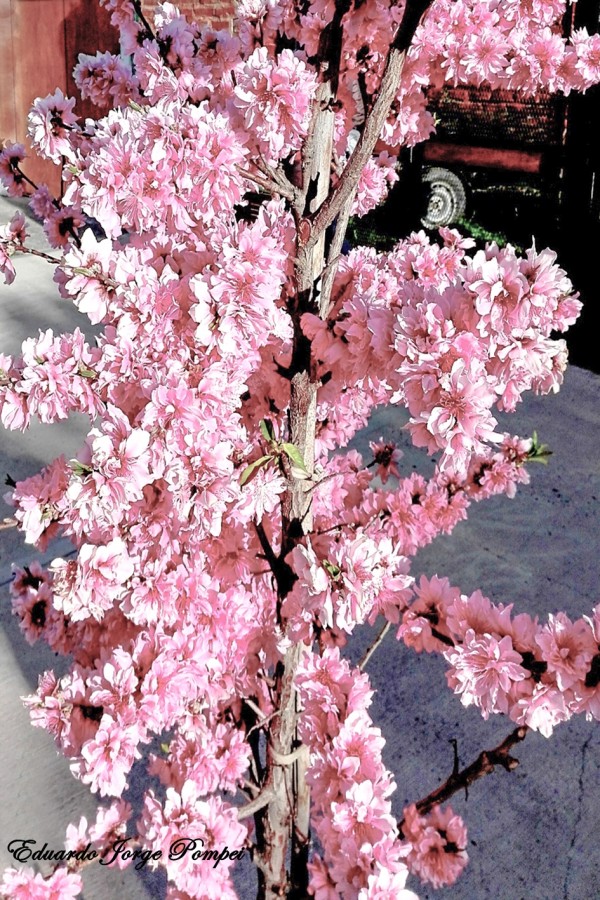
254,79,336,899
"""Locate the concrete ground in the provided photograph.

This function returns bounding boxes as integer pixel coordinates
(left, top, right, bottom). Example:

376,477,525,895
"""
1,194,599,899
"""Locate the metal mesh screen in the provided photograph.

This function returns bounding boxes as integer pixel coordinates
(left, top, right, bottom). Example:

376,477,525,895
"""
428,86,565,148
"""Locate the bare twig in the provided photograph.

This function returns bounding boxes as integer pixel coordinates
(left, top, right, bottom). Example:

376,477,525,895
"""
399,725,530,830
255,157,299,198
13,246,61,265
247,707,281,738
244,697,266,719
0,518,17,531
359,620,391,670
236,165,297,202
317,192,355,316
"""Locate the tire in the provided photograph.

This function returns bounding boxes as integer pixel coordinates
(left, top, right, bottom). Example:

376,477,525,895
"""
421,167,467,229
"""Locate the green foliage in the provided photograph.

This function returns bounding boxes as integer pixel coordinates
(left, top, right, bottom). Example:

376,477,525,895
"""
526,431,553,465
457,216,524,253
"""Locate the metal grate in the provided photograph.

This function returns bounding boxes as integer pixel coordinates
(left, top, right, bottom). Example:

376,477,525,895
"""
428,86,565,149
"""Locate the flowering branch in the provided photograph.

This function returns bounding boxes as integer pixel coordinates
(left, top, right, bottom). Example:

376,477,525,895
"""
131,0,157,42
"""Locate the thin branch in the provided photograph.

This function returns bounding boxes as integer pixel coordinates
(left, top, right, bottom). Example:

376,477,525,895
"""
238,786,276,820
13,246,61,265
359,620,391,670
269,743,306,766
244,697,265,720
241,778,259,797
309,0,433,244
253,520,296,600
317,192,355,316
399,725,530,829
431,625,455,647
131,0,158,42
236,165,297,202
0,518,17,531
247,707,281,739
255,156,299,198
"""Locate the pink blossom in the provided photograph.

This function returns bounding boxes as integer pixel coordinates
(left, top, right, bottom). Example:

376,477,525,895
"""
0,211,27,284
28,89,79,163
369,437,402,483
74,51,140,108
513,682,571,737
0,866,82,899
358,865,419,899
0,143,29,197
232,47,317,163
402,803,468,888
534,612,596,692
352,152,399,217
77,713,142,796
398,574,460,652
445,630,528,718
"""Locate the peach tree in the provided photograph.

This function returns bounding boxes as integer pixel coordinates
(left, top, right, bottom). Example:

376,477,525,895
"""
1,0,600,897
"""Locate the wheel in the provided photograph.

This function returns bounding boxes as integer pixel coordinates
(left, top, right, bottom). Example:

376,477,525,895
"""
421,167,467,229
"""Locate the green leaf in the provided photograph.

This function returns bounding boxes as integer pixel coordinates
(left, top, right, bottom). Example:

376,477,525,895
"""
240,455,272,487
69,460,93,477
78,366,97,379
280,442,308,474
259,418,275,443
322,559,341,580
526,431,552,465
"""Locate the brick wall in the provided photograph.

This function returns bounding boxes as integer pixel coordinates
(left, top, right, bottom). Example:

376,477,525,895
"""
141,0,236,31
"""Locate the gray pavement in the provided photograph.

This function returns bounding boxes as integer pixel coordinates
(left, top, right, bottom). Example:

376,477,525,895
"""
1,194,599,899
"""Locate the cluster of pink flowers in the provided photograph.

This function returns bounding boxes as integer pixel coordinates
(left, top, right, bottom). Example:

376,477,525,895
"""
282,533,413,639
401,804,468,888
0,327,102,429
398,576,600,736
295,649,468,895
232,47,318,164
239,0,600,156
296,648,419,899
302,229,580,475
1,0,599,896
0,866,83,899
73,51,140,109
0,209,27,284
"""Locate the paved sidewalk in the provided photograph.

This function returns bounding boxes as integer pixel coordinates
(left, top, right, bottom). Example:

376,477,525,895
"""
1,194,599,899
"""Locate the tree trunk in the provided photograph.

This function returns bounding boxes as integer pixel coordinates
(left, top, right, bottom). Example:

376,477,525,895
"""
252,0,426,883
254,86,336,900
